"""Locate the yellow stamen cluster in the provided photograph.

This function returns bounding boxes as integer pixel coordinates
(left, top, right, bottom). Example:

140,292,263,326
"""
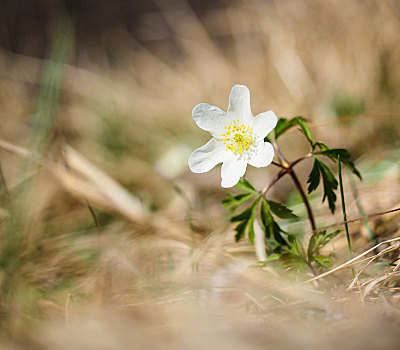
220,120,254,155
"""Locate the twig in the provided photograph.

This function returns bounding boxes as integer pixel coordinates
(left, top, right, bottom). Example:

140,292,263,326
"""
317,207,400,232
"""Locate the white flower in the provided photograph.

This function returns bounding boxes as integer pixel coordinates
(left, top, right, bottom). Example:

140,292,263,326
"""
188,85,277,188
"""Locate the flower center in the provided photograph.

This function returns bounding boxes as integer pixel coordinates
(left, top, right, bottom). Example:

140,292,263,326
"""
220,120,254,155
234,134,244,144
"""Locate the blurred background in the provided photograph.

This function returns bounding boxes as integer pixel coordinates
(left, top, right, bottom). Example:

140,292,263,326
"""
1,0,400,348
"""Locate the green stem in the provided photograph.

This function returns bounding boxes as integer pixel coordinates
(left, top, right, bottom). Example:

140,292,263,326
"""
338,155,352,259
271,161,285,169
262,154,313,196
270,141,316,233
271,140,290,167
288,169,317,233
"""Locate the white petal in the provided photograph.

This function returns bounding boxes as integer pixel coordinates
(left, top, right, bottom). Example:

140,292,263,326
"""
188,138,228,173
221,158,247,188
192,103,228,137
253,111,278,140
227,85,252,124
249,142,274,168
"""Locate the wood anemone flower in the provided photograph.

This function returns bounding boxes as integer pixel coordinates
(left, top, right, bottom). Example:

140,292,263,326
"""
188,84,277,188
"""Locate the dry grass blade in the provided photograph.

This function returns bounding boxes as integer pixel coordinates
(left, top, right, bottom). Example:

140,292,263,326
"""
362,275,391,299
302,237,400,286
60,146,148,222
65,293,72,328
348,258,376,290
0,138,32,159
0,138,148,222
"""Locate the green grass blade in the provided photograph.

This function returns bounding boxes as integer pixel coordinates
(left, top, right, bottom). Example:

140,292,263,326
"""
348,172,375,244
26,18,73,159
338,155,352,260
1,18,73,275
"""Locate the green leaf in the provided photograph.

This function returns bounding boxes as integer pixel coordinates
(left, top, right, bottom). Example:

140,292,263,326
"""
316,158,338,214
264,134,272,143
232,198,260,243
234,220,248,242
250,254,281,268
280,252,309,272
325,229,342,243
260,197,273,227
267,200,298,219
265,236,281,252
314,142,329,152
308,231,322,258
221,193,237,206
308,230,325,258
248,198,261,243
274,117,313,149
235,178,257,193
339,158,361,179
260,198,288,247
248,220,255,244
274,118,292,139
308,151,359,213
312,255,333,268
294,118,313,148
308,229,342,258
307,159,321,194
231,207,252,222
315,148,361,179
272,222,287,246
289,235,302,256
222,192,256,213
316,148,350,159
274,117,305,139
